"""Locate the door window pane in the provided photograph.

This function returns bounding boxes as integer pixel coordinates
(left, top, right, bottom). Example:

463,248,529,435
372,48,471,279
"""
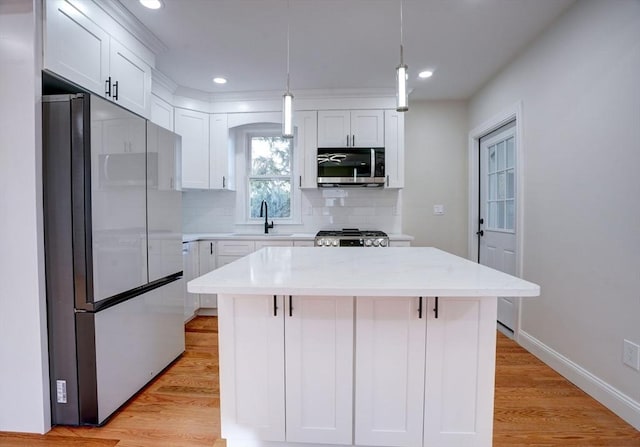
506,200,515,231
506,169,515,199
497,141,505,171
498,172,506,200
506,137,515,169
489,145,497,173
497,201,505,229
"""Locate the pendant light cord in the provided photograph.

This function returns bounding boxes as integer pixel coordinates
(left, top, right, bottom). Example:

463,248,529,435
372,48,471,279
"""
399,0,404,65
286,0,291,92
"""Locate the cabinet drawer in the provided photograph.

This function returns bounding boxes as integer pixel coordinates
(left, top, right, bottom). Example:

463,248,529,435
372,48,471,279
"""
217,240,255,256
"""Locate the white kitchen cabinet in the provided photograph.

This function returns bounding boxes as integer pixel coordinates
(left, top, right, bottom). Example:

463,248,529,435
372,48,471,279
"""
218,294,353,446
209,114,235,190
198,241,217,308
285,295,354,445
355,296,426,447
182,242,200,321
254,240,293,250
174,108,210,189
295,111,318,188
317,110,384,148
384,109,405,188
44,0,152,117
423,297,497,447
150,94,174,131
218,294,286,442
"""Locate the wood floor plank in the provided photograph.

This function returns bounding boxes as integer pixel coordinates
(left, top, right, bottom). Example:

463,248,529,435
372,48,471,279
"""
0,317,638,447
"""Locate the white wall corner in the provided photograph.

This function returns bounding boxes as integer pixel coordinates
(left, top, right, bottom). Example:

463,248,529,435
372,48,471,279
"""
518,330,640,431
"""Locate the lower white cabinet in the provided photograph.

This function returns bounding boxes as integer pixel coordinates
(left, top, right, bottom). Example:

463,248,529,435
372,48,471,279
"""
218,294,354,446
423,297,497,447
218,295,497,447
355,296,426,447
285,296,354,445
198,241,217,308
182,242,199,321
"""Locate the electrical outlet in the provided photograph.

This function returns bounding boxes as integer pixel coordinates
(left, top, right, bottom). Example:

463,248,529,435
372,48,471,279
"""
56,380,67,403
623,340,640,371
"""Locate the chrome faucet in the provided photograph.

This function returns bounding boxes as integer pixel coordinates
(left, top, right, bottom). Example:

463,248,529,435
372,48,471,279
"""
259,200,274,234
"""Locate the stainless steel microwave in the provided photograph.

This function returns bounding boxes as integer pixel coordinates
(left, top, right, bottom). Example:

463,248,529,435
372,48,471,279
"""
317,147,385,187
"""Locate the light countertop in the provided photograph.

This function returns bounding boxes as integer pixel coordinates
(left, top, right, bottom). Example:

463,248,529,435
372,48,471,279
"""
188,247,540,298
182,233,415,243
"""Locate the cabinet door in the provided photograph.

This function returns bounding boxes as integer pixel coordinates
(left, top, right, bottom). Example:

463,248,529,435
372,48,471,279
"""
175,108,210,189
254,240,293,251
182,242,200,320
295,111,318,188
209,114,234,190
44,0,110,97
423,297,498,447
317,110,351,147
109,38,152,118
355,296,426,447
384,109,405,188
218,294,286,442
198,241,217,308
285,295,353,445
351,110,384,147
150,94,174,131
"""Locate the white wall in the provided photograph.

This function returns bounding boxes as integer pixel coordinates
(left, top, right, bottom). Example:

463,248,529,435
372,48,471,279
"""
0,0,51,434
402,100,468,256
469,0,640,429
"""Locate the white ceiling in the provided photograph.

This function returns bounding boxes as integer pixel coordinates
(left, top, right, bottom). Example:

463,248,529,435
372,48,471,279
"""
118,0,575,100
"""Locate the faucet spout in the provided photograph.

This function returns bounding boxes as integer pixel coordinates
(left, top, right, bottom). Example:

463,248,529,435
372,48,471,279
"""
259,200,274,234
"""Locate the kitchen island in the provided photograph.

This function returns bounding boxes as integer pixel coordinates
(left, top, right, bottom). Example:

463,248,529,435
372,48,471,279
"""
188,247,539,447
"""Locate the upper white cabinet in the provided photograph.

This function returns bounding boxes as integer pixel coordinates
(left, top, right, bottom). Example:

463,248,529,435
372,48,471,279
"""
384,109,405,188
209,114,235,191
318,110,384,148
44,0,152,117
150,94,174,131
294,111,318,189
174,108,210,189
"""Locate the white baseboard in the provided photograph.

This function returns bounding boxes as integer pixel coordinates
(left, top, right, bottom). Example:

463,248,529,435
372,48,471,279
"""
518,330,640,431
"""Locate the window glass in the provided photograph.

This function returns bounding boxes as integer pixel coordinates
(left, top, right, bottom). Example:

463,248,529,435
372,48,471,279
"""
248,135,292,219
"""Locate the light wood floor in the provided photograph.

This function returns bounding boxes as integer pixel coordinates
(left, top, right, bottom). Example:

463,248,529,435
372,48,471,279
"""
0,316,638,447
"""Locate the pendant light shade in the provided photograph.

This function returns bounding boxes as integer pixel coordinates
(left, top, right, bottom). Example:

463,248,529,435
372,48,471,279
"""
282,91,294,138
282,1,294,138
396,1,408,112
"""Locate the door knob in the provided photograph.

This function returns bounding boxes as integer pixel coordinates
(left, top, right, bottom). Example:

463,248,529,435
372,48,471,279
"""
476,230,484,237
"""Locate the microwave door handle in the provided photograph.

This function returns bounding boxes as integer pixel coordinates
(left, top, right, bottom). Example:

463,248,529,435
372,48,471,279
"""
103,154,111,181
371,148,375,178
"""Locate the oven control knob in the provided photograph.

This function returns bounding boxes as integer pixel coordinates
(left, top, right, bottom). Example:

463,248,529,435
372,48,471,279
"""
364,239,372,247
332,240,338,246
380,239,388,247
323,239,330,247
373,239,380,247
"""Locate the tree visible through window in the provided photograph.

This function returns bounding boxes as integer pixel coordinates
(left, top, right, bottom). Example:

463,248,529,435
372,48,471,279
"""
248,136,292,219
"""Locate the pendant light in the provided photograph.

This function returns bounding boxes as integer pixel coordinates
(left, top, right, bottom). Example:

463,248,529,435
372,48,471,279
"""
282,0,294,138
396,0,408,112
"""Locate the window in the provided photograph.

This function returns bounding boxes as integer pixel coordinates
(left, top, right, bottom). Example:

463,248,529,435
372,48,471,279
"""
247,134,292,219
486,136,515,231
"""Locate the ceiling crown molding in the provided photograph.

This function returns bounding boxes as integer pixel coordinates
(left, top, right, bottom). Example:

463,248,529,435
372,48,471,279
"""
98,0,168,55
152,68,178,93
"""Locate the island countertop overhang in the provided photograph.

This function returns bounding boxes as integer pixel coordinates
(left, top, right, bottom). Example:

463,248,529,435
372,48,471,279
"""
187,247,540,298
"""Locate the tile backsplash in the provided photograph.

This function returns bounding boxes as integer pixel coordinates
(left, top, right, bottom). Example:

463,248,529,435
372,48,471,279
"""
182,188,402,234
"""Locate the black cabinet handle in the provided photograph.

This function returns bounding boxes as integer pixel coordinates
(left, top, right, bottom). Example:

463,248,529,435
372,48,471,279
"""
418,296,423,319
210,242,213,255
113,80,119,100
273,295,278,316
352,135,355,146
346,135,350,146
299,175,302,188
434,297,439,319
289,295,293,317
105,76,112,97
222,176,226,189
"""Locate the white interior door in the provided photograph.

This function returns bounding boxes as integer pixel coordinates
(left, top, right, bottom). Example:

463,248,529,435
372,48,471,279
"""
479,121,518,333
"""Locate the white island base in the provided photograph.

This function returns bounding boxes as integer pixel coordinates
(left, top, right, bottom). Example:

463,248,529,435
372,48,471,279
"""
188,248,539,447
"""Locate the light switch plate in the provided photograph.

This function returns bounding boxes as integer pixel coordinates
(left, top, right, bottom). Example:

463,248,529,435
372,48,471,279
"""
623,339,640,371
433,204,445,215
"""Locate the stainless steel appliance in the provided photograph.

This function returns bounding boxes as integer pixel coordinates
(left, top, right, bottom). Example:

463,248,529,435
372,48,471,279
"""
314,228,389,247
43,93,184,426
317,147,385,186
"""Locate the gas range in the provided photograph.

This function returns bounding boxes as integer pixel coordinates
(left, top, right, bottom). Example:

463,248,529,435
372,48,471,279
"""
314,228,389,248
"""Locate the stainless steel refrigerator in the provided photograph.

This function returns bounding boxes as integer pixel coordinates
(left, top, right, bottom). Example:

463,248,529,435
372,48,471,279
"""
43,93,185,426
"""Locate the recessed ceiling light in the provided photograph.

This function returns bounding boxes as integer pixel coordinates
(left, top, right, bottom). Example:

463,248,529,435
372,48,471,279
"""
418,70,433,79
139,0,163,10
213,77,227,84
